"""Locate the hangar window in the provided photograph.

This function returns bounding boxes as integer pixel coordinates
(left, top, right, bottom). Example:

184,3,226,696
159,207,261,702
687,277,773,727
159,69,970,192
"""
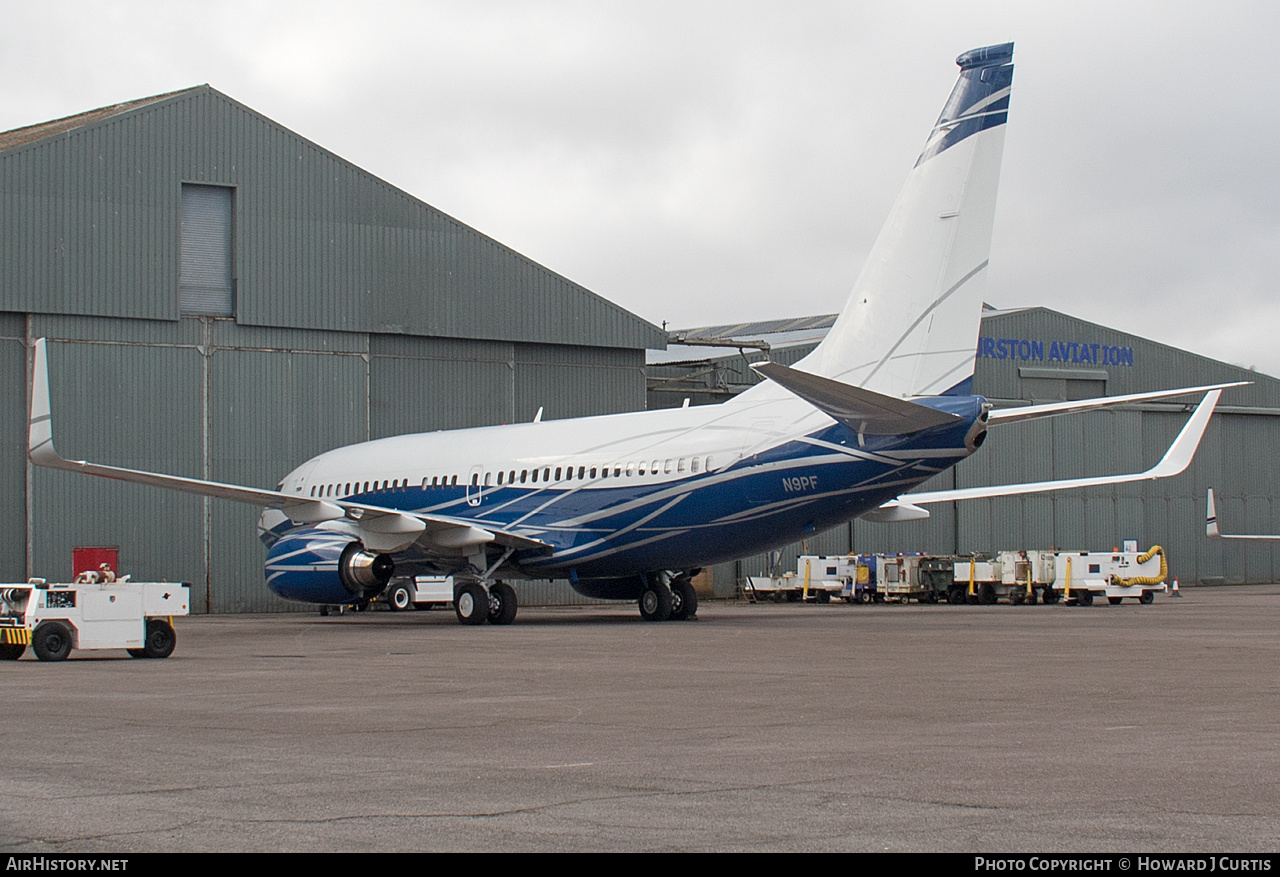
180,184,235,316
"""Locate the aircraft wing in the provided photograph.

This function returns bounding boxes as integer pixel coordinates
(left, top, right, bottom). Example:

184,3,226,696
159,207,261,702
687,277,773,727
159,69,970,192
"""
28,339,549,555
1205,488,1280,541
863,389,1222,521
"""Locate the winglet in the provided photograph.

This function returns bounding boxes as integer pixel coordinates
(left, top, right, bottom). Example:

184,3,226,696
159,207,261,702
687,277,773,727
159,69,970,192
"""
1206,488,1220,539
1146,390,1220,479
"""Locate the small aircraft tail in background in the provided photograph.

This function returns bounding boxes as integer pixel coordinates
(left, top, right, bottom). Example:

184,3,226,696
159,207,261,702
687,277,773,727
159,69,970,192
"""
1206,488,1280,541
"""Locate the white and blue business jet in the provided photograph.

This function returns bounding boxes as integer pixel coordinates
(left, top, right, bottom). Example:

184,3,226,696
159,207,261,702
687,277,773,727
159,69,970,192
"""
28,44,1239,624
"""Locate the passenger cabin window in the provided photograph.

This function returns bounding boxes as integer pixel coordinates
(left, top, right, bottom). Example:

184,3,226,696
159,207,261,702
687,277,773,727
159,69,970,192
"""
691,458,700,473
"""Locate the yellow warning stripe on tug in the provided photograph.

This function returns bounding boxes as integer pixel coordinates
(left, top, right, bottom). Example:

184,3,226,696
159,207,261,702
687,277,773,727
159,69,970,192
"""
0,627,31,645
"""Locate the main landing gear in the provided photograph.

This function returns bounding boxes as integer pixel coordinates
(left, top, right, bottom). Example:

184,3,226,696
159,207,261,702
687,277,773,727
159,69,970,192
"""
454,579,518,626
639,572,698,622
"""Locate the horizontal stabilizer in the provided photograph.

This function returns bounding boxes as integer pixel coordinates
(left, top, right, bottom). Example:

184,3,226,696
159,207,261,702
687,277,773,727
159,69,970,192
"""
751,361,961,435
28,338,550,555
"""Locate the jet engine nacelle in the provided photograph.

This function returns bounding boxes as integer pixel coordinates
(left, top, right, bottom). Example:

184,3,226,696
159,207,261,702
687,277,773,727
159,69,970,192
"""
264,529,394,604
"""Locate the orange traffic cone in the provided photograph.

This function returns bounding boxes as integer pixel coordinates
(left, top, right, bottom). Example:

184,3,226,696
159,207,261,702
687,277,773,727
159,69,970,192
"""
1171,578,1182,598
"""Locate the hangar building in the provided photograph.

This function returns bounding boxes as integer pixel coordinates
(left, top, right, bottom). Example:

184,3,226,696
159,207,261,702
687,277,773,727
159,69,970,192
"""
649,307,1280,593
0,86,665,612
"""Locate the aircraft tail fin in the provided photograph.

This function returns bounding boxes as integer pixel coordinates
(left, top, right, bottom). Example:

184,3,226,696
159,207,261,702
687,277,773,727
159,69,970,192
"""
797,42,1014,399
1206,488,1221,539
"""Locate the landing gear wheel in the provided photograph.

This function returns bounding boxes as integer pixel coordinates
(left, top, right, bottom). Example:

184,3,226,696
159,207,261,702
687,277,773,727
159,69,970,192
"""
1108,596,1123,605
128,619,176,659
487,582,518,625
0,642,25,660
454,582,489,625
32,622,72,662
669,578,698,620
1139,590,1155,605
388,581,415,612
639,580,673,622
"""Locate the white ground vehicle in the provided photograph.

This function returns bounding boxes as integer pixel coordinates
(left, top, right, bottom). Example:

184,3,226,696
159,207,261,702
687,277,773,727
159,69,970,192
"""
0,577,190,661
744,556,850,603
954,548,1168,605
383,576,455,611
1046,548,1168,605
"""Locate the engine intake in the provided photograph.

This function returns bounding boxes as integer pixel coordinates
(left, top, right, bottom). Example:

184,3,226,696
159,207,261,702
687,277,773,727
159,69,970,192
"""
264,529,394,605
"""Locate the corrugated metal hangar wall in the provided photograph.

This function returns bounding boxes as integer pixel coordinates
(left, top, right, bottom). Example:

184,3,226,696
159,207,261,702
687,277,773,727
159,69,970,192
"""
1,86,665,612
650,308,1280,592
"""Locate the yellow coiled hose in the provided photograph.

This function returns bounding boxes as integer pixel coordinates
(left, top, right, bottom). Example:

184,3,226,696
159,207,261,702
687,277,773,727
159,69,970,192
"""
1114,545,1167,587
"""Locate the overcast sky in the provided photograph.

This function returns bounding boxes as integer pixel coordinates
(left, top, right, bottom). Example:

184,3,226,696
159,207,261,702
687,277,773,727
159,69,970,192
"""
3,1,1277,374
